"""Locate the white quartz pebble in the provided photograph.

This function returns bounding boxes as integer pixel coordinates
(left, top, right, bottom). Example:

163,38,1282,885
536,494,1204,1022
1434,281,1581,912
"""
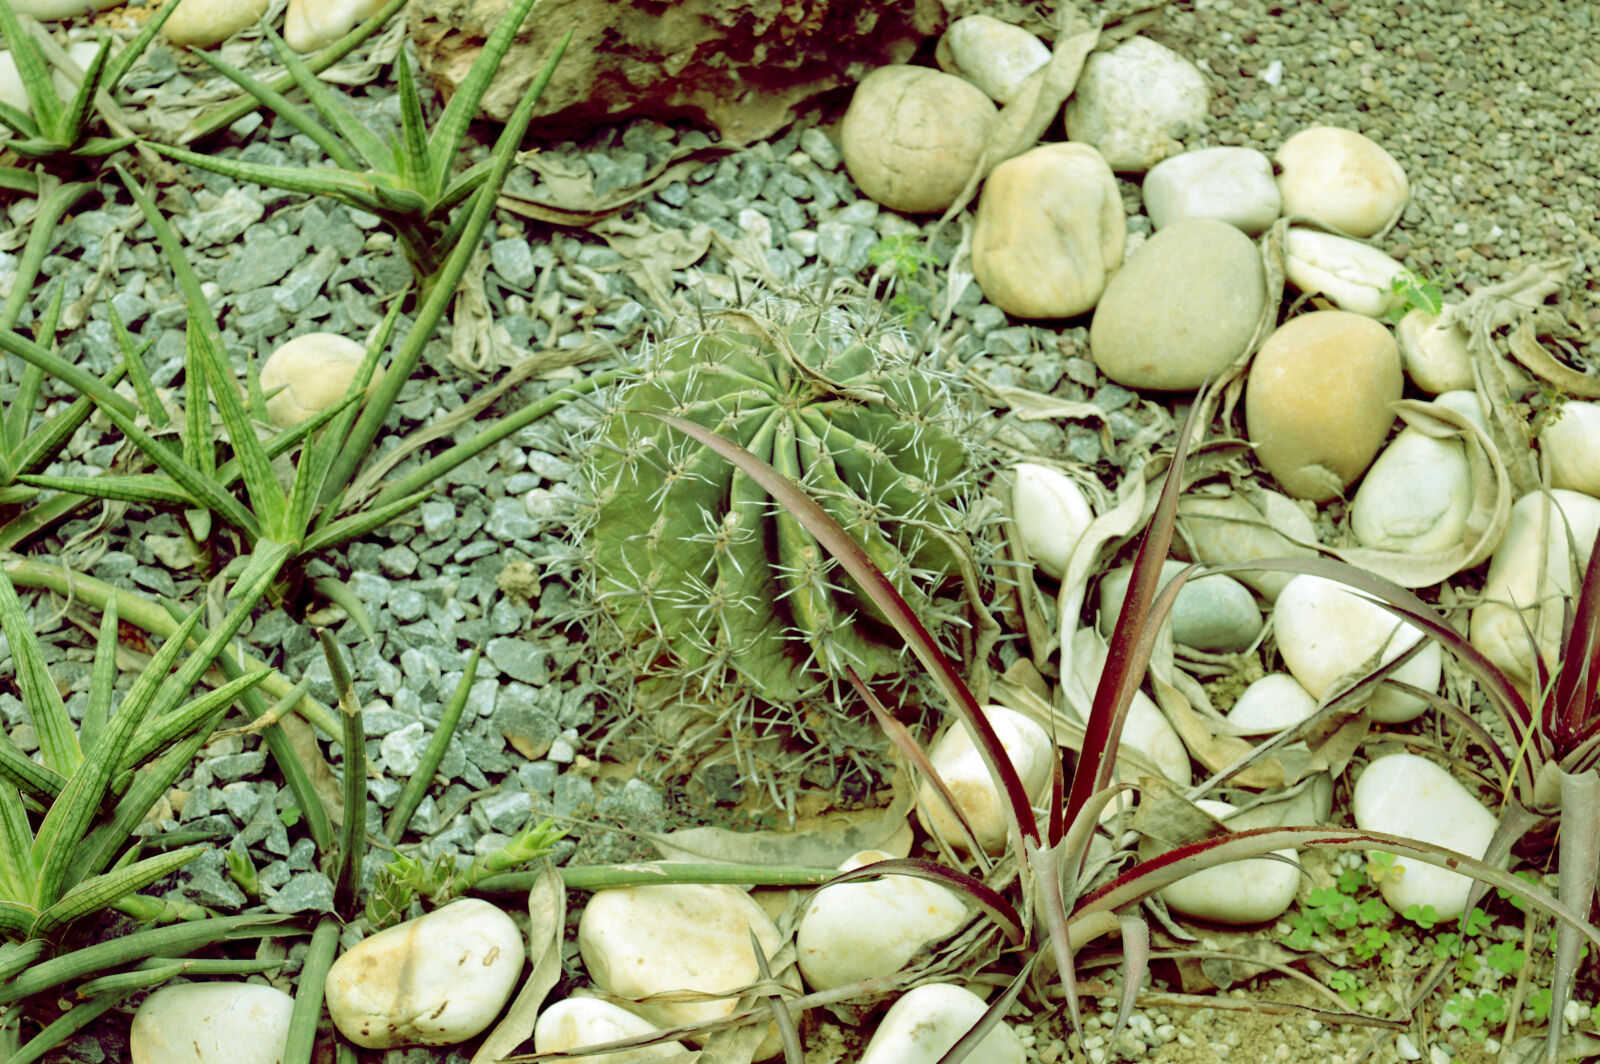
325,899,524,1048
577,883,788,1037
1273,574,1441,723
916,705,1053,855
1349,427,1474,554
1227,672,1318,733
285,0,390,52
533,998,691,1064
1149,799,1299,924
936,15,1050,104
164,0,272,48
131,982,292,1064
1012,462,1094,580
1540,400,1600,499
260,332,368,428
859,984,1026,1064
1283,228,1406,318
797,849,969,990
1141,146,1281,234
1352,753,1497,920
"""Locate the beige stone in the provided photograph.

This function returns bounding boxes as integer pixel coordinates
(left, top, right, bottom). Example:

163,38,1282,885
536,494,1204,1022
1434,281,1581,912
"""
860,983,1026,1064
1396,307,1474,394
1141,146,1281,234
972,143,1124,319
285,0,392,52
163,0,271,48
1011,462,1094,580
1470,490,1600,687
131,982,293,1064
1090,218,1266,390
1246,311,1401,501
1274,126,1410,237
1227,672,1318,733
1143,799,1299,924
325,899,524,1048
1540,401,1600,498
840,65,995,214
533,998,691,1064
935,14,1049,104
260,332,368,429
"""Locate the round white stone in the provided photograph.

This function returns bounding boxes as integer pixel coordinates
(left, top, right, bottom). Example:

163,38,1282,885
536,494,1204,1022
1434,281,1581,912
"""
130,982,294,1064
577,883,787,1036
1274,126,1410,238
260,332,368,428
915,705,1053,855
937,15,1051,104
164,0,272,48
1273,574,1442,723
1351,753,1497,920
1012,462,1095,580
796,849,969,991
1150,799,1300,925
859,984,1026,1064
285,0,392,52
325,898,524,1048
1283,228,1406,318
533,998,692,1064
1397,307,1474,394
1541,401,1600,499
1141,146,1281,234
1350,428,1474,554
1227,672,1318,733
1063,36,1209,172
1176,489,1320,601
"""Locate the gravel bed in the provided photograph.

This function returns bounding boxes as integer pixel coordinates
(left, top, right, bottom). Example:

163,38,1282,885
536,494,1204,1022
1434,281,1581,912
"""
2,0,1597,1060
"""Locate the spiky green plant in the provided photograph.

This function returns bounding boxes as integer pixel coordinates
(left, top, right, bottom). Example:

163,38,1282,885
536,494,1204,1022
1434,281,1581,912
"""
577,297,981,714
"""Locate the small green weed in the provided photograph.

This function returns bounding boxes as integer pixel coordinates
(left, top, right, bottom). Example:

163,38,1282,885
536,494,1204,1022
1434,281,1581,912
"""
868,234,937,320
1383,266,1451,324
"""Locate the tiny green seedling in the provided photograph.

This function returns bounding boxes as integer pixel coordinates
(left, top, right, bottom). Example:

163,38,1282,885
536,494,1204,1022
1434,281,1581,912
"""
868,234,937,321
1383,266,1450,324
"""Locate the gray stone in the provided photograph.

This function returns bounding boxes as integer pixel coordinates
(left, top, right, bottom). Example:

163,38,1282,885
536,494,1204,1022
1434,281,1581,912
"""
420,501,456,536
379,544,419,578
596,779,665,829
390,589,428,622
273,246,340,313
486,639,549,685
219,782,261,820
496,693,558,760
380,721,428,776
492,238,538,288
218,234,306,294
475,789,533,834
208,751,266,782
553,774,594,818
486,496,537,540
266,872,335,914
1097,561,1264,653
185,865,247,909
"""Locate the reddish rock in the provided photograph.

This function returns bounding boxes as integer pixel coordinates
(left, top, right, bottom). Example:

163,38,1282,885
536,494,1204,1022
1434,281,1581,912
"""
409,0,947,145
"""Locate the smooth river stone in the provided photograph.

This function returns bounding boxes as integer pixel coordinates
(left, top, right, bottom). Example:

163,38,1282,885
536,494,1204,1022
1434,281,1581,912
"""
1097,560,1263,652
1397,307,1475,394
1090,218,1267,391
1274,126,1410,238
1227,672,1318,733
1142,146,1281,234
260,332,368,428
533,998,691,1064
1246,310,1401,502
326,899,523,1048
1176,488,1319,601
131,982,293,1064
1145,799,1299,924
164,0,272,47
1273,574,1441,723
915,706,1053,855
1470,489,1600,688
1540,400,1600,498
578,883,788,1037
1012,462,1095,580
285,0,391,51
972,142,1124,319
1283,228,1406,318
797,849,968,990
859,984,1026,1064
841,65,996,214
935,14,1050,104
1352,753,1496,920
1063,36,1208,172
1349,427,1474,554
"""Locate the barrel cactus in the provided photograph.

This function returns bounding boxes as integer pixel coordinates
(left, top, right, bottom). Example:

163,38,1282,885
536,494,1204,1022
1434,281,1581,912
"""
576,298,981,716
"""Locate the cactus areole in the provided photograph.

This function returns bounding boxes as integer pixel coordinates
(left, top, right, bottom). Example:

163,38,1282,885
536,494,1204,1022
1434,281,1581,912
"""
580,302,977,706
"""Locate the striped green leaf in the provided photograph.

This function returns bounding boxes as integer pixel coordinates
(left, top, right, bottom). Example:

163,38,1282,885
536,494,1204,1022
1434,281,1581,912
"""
0,937,47,981
120,668,271,773
16,473,198,508
424,0,545,194
0,564,77,775
29,845,204,941
107,305,167,428
300,490,432,557
394,51,429,190
0,731,64,804
0,782,33,899
0,900,37,937
55,37,111,144
183,44,362,170
192,309,284,533
260,20,389,170
0,0,61,134
78,591,118,754
3,991,125,1064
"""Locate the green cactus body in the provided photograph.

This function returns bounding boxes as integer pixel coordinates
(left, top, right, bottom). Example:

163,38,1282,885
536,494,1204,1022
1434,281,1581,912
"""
581,303,975,707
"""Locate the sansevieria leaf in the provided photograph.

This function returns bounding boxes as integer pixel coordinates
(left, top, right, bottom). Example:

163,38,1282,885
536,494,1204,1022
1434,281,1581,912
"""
29,845,204,941
0,564,78,775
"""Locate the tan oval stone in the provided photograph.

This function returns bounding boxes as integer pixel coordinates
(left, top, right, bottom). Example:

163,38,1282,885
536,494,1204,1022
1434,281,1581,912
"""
163,0,271,48
260,332,368,429
285,0,391,52
1540,401,1600,498
971,142,1124,319
1246,311,1401,501
131,982,293,1064
935,15,1050,105
915,706,1053,855
1274,126,1410,237
1090,219,1265,390
1470,489,1600,687
1396,307,1474,394
840,65,996,214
